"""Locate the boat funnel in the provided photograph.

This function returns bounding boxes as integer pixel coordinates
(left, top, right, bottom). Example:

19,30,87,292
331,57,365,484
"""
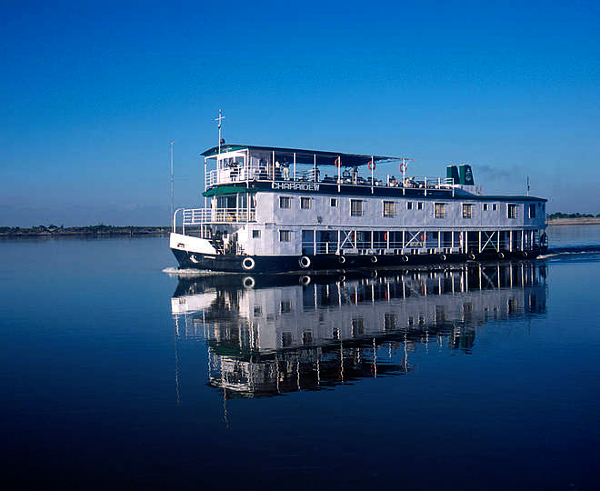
446,165,459,183
458,164,474,185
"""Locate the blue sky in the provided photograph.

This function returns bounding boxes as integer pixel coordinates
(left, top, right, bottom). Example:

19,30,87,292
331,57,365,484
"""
1,0,599,226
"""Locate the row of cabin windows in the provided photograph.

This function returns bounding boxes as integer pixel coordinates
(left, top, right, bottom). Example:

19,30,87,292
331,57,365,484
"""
280,319,368,346
433,203,522,220
277,196,540,220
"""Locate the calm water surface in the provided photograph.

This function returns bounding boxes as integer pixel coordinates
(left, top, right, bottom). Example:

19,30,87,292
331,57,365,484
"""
1,228,599,490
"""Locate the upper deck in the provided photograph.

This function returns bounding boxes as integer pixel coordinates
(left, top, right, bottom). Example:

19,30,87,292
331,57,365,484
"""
202,144,459,197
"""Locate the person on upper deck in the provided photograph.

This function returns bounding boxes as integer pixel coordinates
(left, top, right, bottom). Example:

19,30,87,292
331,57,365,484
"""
281,160,290,181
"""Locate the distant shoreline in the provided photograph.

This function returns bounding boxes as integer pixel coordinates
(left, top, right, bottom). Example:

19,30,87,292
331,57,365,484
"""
547,217,600,226
0,226,170,239
1,218,598,238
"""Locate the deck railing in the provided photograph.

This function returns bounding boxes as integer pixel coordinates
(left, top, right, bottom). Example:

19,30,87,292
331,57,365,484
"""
206,168,455,194
182,207,255,225
306,240,463,256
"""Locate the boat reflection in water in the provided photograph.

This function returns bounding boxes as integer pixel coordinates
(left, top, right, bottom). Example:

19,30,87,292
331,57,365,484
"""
171,262,546,399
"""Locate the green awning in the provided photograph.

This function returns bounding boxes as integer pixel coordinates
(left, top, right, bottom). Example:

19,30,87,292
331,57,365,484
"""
201,143,403,167
202,186,252,197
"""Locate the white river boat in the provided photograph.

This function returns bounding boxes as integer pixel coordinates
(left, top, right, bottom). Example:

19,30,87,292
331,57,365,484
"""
170,142,547,273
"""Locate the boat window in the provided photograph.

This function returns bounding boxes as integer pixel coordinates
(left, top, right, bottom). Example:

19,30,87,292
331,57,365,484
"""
350,199,364,217
384,313,397,330
279,230,292,241
279,196,291,209
528,204,536,218
300,197,311,209
383,201,395,218
417,202,424,210
302,331,313,345
462,204,473,219
508,204,517,219
280,300,292,313
281,332,293,347
330,198,338,207
351,318,365,337
407,202,413,211
493,203,498,211
483,203,489,211
252,230,261,238
435,203,446,219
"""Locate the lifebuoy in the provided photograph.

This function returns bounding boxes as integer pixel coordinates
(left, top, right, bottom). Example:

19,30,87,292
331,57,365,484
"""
190,254,200,264
498,252,505,259
399,163,406,172
300,275,311,286
468,253,476,260
522,251,529,258
242,276,255,289
299,256,311,268
384,232,388,241
338,255,346,264
367,160,376,171
440,254,447,261
242,257,255,270
371,256,378,263
420,232,425,242
402,255,409,262
334,157,341,167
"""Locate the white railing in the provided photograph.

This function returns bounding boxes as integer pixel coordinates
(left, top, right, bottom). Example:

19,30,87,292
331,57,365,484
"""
205,167,455,193
306,240,461,256
182,207,256,225
183,208,211,224
396,176,455,189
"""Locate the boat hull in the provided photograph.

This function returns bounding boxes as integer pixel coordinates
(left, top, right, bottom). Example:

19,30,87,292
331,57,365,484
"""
171,247,545,273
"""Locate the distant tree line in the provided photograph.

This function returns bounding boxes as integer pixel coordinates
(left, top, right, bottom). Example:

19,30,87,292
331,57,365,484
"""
548,212,600,219
0,224,170,237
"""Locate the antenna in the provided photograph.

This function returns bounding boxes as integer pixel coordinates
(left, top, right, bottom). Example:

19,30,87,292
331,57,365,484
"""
214,109,225,155
526,176,530,196
170,141,174,221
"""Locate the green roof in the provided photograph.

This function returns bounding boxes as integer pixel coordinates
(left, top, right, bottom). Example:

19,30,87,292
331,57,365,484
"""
202,185,252,197
201,144,404,167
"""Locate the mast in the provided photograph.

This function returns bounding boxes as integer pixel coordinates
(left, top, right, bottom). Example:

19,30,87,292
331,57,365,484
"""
214,109,225,156
170,141,174,220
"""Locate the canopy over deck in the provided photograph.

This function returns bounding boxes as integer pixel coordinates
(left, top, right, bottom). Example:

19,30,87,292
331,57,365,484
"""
201,144,404,167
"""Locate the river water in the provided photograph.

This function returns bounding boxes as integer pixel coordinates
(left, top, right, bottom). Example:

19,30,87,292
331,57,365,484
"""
1,226,599,490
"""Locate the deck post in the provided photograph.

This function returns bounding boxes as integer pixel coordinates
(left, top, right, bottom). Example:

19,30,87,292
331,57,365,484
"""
371,155,374,194
293,152,296,181
521,230,524,251
337,155,341,193
401,158,406,197
478,231,482,253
